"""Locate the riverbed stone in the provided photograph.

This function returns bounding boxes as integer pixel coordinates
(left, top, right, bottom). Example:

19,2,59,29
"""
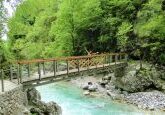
82,84,89,90
88,84,97,92
125,91,165,110
84,91,90,95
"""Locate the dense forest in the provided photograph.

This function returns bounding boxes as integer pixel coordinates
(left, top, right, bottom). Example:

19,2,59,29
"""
0,0,165,66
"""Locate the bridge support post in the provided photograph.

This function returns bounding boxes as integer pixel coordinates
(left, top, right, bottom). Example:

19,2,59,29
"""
1,70,4,92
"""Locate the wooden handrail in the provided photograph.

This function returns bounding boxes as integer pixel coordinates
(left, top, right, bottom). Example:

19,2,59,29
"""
16,53,127,64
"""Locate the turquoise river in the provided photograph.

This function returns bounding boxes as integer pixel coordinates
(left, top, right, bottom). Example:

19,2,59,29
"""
36,82,164,115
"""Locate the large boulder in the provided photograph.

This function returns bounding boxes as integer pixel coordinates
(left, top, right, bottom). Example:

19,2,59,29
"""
27,88,62,115
112,68,153,92
112,62,165,93
88,84,97,92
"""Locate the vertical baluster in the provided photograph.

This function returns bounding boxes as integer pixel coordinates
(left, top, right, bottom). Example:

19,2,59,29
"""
77,59,80,74
66,59,69,75
125,54,128,62
103,56,105,68
109,55,112,65
19,64,22,83
1,70,4,92
115,54,118,65
95,57,98,69
17,64,20,84
87,58,90,70
10,65,13,81
56,61,58,72
27,63,30,77
43,62,45,75
38,63,41,80
120,54,122,61
105,55,107,65
53,60,56,77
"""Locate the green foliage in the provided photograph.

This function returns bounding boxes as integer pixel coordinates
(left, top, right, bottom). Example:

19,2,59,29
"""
117,21,133,51
6,0,165,65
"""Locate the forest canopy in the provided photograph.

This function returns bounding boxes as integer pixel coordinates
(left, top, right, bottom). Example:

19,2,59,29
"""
4,0,165,65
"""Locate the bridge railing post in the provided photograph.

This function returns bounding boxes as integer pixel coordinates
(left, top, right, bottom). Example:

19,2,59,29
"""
119,54,121,62
56,61,58,72
19,64,22,83
43,62,46,75
87,57,90,70
66,59,69,75
109,55,112,65
10,64,13,81
1,69,4,92
125,54,128,62
38,63,41,80
53,60,56,77
115,54,118,65
77,59,80,74
17,64,20,84
27,63,30,77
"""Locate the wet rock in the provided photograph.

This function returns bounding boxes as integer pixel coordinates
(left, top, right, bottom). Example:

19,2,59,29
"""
102,75,111,81
88,85,97,92
122,91,128,95
30,108,42,114
83,91,90,95
82,84,89,90
88,82,93,85
99,80,109,87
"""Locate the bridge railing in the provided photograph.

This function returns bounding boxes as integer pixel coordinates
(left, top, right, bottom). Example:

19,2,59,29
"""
1,53,128,90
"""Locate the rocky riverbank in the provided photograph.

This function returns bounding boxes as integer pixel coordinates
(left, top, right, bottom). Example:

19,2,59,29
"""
70,62,165,111
0,82,62,115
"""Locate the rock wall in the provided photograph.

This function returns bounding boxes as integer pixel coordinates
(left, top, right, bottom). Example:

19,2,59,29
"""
0,85,29,115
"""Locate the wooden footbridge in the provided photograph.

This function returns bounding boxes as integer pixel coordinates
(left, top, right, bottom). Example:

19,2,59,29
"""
0,53,128,91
